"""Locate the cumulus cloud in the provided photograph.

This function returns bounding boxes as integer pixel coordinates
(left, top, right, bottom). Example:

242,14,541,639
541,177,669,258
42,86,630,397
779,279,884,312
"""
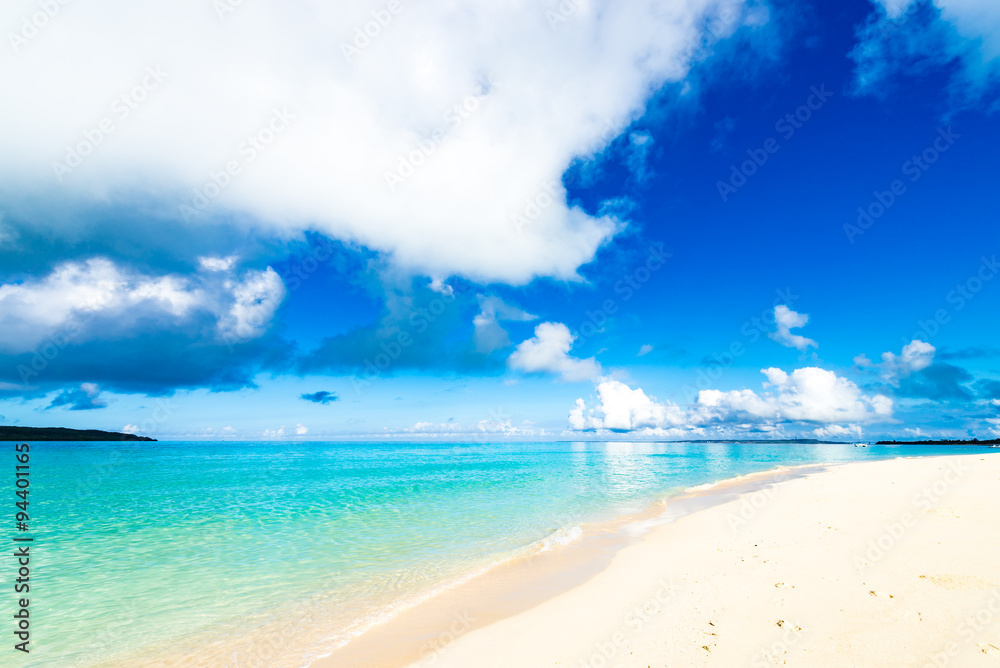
0,257,284,354
295,423,308,435
472,296,536,354
759,367,893,422
879,339,935,384
813,423,863,440
508,322,601,382
769,305,818,351
569,380,686,430
0,0,769,285
219,267,286,342
300,391,339,405
0,258,290,394
198,256,237,272
47,383,107,411
637,344,654,357
570,367,892,434
262,426,286,439
852,0,1000,105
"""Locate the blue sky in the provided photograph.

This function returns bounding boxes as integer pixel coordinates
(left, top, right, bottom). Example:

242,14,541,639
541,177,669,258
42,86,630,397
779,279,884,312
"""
1,0,998,441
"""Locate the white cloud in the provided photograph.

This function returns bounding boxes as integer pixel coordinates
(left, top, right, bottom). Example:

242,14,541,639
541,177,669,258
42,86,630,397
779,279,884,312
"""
569,379,687,430
637,344,654,357
853,0,1000,104
0,0,769,285
879,339,935,384
759,367,893,423
769,305,818,351
295,423,308,435
219,267,286,342
570,367,892,434
198,256,237,272
263,425,286,438
814,423,863,440
0,257,284,353
428,277,454,296
508,322,601,382
472,296,536,354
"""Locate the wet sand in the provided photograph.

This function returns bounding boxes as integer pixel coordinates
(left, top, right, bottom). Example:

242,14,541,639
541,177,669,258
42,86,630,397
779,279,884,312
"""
313,454,1000,667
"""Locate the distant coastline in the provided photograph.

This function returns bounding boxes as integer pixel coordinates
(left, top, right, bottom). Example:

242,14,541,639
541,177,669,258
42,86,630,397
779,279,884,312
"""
0,426,156,441
875,438,1000,446
672,438,844,444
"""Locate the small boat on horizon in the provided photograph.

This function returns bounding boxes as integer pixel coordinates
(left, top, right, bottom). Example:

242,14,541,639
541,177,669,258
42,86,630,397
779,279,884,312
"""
853,442,869,448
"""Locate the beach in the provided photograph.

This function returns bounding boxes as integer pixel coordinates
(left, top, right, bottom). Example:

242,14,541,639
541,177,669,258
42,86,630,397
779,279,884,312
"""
316,453,1000,668
18,442,1000,666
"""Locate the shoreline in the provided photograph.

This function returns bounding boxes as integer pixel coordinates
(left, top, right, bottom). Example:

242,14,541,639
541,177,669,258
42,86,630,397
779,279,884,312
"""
309,462,832,667
313,453,1000,667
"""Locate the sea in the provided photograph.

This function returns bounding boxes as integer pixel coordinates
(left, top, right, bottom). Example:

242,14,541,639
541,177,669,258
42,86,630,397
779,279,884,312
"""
11,440,993,667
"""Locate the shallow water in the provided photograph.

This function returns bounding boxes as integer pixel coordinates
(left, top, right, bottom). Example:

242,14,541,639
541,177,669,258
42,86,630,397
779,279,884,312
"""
13,440,992,666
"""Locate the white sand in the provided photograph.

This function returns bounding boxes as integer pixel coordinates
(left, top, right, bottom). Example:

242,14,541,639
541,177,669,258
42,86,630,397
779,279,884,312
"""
402,454,1000,668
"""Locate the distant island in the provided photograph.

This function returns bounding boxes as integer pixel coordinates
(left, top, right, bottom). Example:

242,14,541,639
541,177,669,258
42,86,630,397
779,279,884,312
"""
876,438,1000,446
0,426,156,442
674,438,846,444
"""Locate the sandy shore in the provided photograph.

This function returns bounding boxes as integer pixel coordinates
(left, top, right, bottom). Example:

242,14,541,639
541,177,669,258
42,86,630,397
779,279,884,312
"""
315,453,1000,668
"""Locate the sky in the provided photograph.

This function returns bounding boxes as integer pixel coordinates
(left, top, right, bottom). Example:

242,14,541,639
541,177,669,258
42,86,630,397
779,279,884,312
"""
0,0,998,442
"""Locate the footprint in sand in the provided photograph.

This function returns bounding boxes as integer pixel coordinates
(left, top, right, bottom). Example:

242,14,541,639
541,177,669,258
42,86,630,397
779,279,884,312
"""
869,590,894,598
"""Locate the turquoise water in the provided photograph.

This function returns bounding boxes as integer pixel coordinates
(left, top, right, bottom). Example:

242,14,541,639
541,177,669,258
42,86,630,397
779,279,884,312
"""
8,440,993,666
